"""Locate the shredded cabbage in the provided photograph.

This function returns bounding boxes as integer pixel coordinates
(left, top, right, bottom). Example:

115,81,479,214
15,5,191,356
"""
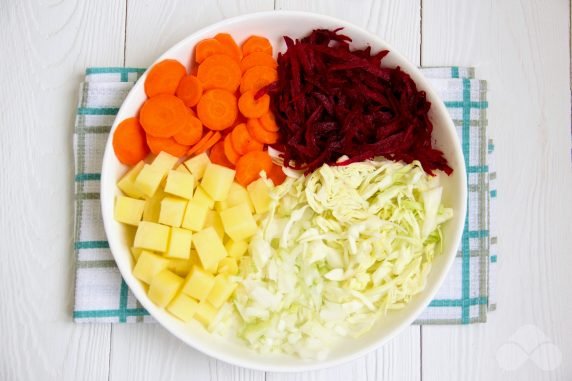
213,160,453,359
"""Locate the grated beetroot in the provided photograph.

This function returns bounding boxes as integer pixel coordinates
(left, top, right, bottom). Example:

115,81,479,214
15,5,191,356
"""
264,28,452,175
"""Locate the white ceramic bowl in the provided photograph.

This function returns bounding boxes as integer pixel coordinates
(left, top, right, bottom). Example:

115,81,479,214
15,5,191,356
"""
101,11,467,372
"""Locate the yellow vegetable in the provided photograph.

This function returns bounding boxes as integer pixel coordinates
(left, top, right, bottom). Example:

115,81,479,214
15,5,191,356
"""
224,239,248,259
182,265,216,301
164,170,195,199
130,247,144,261
133,251,170,284
192,227,227,273
192,186,215,209
194,301,218,328
117,161,146,199
247,178,271,214
165,227,192,259
151,151,178,175
142,187,166,222
134,164,164,198
220,203,257,241
207,275,237,308
148,270,183,307
158,196,187,227
181,200,209,231
167,258,193,277
175,164,191,174
227,182,254,212
200,163,236,201
217,257,238,275
166,292,199,322
204,210,225,240
134,221,170,252
184,152,211,180
114,195,145,226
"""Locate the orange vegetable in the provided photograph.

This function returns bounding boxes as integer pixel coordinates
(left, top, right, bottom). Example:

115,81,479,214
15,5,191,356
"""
230,123,263,155
240,52,277,73
238,91,270,118
239,65,277,93
259,111,279,132
175,75,203,107
195,38,225,63
144,59,187,98
235,151,273,186
242,36,272,56
197,54,241,92
209,141,234,169
113,117,150,165
173,115,203,145
196,89,238,131
268,163,287,186
186,131,214,156
214,33,242,62
193,131,221,155
246,118,278,144
223,134,241,165
147,135,190,157
139,95,189,138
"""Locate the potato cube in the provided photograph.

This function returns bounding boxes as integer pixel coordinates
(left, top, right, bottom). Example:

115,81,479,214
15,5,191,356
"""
165,227,192,259
214,201,229,212
130,247,145,261
192,227,227,273
182,266,215,301
159,197,187,227
227,182,254,212
175,164,190,174
134,221,170,252
247,178,272,214
166,292,199,322
142,187,166,222
192,186,215,209
134,164,164,198
184,152,210,180
220,203,257,241
217,257,238,276
114,196,145,226
148,270,183,307
189,250,201,267
224,239,248,259
194,301,218,328
204,210,224,240
117,161,146,199
164,170,195,199
201,163,236,201
181,200,209,231
167,258,192,277
151,151,179,175
133,251,169,284
207,275,237,308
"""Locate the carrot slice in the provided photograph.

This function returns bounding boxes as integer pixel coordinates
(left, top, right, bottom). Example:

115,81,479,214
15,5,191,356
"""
147,135,190,157
194,131,221,155
112,117,150,165
197,54,241,92
176,75,203,107
196,89,238,131
144,59,187,98
240,66,277,93
259,111,279,132
240,52,277,73
139,94,189,138
238,91,270,118
195,38,225,63
235,151,273,186
173,115,203,145
242,36,272,56
214,33,242,62
246,118,278,144
268,163,287,186
186,131,214,156
209,141,234,169
223,134,241,165
230,123,263,155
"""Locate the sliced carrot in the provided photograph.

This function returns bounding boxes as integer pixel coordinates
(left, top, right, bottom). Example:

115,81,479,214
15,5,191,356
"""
195,38,225,63
139,94,189,138
214,33,242,62
223,134,241,165
259,111,279,132
194,131,221,155
268,163,287,186
235,151,273,186
176,75,203,107
173,115,203,145
186,131,214,156
240,52,277,73
197,54,241,92
209,141,234,169
196,89,238,131
246,118,278,144
144,59,187,98
231,123,263,155
242,36,272,56
147,135,190,157
239,66,278,93
238,91,270,118
113,117,150,165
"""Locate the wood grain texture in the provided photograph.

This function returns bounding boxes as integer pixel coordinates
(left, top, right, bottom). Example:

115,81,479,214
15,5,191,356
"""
421,0,572,380
0,0,125,380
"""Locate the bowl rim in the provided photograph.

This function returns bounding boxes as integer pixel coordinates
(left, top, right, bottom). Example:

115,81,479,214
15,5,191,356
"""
101,10,467,372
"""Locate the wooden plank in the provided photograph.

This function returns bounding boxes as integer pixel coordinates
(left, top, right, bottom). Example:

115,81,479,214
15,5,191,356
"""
0,0,125,380
421,1,572,380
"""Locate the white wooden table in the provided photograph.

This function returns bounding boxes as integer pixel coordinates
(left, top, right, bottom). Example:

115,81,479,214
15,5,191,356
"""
1,0,571,380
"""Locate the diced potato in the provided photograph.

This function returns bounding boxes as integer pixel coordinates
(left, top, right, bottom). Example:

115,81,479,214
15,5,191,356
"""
204,210,224,240
189,250,201,267
201,163,236,201
182,266,215,301
158,197,187,227
165,227,192,259
148,270,183,307
194,301,218,328
151,151,179,175
217,257,238,275
207,275,237,308
192,186,215,209
192,227,227,273
134,221,170,252
227,182,254,212
166,292,199,322
114,196,145,226
167,258,192,277
130,247,144,261
184,152,211,180
142,187,166,222
181,200,209,231
134,164,164,198
224,239,248,259
164,170,195,199
117,161,146,199
214,201,229,212
220,203,257,241
247,178,272,214
133,251,170,284
175,164,190,174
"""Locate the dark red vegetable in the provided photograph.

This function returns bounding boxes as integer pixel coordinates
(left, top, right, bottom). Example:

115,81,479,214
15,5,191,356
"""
264,28,452,175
